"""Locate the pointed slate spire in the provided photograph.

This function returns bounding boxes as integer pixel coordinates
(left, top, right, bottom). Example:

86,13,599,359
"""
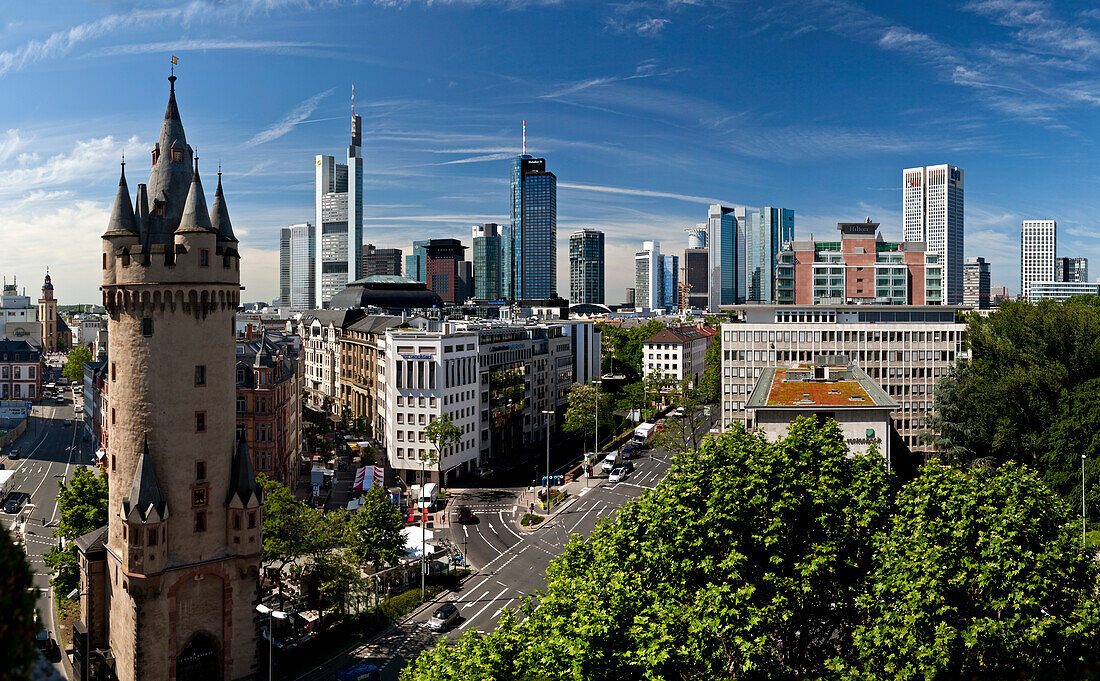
226,435,260,506
103,161,138,237
147,74,193,241
126,434,167,521
210,170,238,243
175,160,214,234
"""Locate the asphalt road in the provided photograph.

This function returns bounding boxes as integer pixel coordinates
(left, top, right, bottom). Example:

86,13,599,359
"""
2,365,93,677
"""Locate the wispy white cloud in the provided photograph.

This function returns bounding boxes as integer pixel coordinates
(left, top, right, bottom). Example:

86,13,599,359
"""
84,40,333,58
0,134,147,198
559,181,741,207
244,88,336,147
437,152,516,165
0,129,24,164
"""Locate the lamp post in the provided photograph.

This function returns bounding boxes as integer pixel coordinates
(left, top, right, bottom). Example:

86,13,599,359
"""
1083,454,1088,548
541,410,554,512
591,380,602,487
256,603,288,681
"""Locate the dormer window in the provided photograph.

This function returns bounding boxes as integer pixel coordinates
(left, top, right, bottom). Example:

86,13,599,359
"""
171,148,184,164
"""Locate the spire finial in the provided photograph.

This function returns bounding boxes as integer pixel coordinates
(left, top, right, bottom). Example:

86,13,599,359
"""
522,119,526,155
352,82,355,117
194,151,198,174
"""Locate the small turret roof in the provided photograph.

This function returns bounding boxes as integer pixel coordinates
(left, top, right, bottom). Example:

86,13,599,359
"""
210,172,237,243
227,436,261,506
176,164,214,234
103,163,138,237
125,435,167,521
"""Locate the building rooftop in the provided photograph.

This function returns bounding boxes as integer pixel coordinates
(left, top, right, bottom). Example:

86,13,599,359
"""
747,356,896,409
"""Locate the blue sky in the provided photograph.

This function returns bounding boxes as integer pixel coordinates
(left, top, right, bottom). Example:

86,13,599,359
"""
3,0,1100,304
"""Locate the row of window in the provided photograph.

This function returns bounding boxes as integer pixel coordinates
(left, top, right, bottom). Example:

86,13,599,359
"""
0,365,35,379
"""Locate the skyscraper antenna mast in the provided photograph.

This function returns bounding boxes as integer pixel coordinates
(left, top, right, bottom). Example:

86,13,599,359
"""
522,119,526,155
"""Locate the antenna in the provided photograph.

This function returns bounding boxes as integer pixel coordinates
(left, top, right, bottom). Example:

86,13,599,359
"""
522,119,526,155
352,82,356,117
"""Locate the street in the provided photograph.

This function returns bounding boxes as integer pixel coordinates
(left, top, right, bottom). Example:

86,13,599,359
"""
1,362,92,678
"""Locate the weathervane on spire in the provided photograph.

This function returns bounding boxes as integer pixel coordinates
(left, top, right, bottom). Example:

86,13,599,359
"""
171,55,178,76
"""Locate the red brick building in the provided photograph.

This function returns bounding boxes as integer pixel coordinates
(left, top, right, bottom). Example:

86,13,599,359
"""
236,333,302,487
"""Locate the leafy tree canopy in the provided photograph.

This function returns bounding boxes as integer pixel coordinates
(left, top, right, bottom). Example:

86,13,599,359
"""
62,345,93,383
344,487,405,570
595,319,665,376
43,467,108,597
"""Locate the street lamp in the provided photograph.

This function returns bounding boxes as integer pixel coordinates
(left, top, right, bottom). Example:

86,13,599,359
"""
590,380,603,487
256,603,288,681
1083,454,1088,548
541,410,554,512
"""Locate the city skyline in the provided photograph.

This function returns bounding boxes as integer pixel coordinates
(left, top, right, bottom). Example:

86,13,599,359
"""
8,2,1100,303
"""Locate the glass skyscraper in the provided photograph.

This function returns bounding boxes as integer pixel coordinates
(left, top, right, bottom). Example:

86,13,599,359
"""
314,111,364,307
746,207,794,303
287,222,315,312
278,227,291,307
405,240,429,283
662,253,679,310
568,229,604,305
505,155,557,300
472,223,502,300
707,204,745,309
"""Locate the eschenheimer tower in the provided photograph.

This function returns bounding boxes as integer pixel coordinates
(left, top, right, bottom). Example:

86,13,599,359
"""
79,74,262,681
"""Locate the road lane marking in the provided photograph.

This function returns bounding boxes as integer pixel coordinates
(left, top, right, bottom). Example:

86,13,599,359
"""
498,512,522,540
459,586,509,631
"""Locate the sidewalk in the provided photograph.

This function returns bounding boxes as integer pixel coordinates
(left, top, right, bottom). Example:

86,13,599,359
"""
515,474,598,532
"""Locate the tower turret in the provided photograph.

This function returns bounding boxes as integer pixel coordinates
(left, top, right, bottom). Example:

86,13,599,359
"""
103,162,138,238
146,75,194,244
210,171,237,244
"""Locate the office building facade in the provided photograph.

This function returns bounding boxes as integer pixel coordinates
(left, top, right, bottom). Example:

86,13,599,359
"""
568,229,605,305
708,204,746,310
662,254,679,310
1029,280,1100,302
634,241,663,310
1056,256,1088,283
746,207,794,303
775,221,942,305
363,244,402,278
405,240,429,284
425,238,468,304
282,222,315,312
472,223,503,300
720,305,967,455
962,257,991,310
505,155,557,300
315,111,364,307
1021,220,1056,301
903,165,964,303
279,227,291,307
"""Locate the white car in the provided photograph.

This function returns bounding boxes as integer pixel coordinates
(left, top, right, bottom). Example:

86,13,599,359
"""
74,405,83,414
608,468,625,483
601,454,620,472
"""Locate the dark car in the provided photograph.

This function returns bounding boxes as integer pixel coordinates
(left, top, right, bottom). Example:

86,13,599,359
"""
334,662,381,681
620,444,637,459
8,446,20,459
455,505,475,524
619,460,634,474
3,499,20,514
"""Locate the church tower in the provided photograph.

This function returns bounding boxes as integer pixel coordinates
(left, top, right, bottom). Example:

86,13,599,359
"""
90,73,261,681
38,270,57,353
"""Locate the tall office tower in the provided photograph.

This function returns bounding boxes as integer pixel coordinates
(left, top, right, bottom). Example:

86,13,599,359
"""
1056,256,1088,283
279,227,292,307
426,238,467,304
683,223,709,310
963,256,991,310
634,241,663,310
686,223,707,249
624,287,636,308
662,254,679,310
505,154,557,300
288,222,316,311
747,207,794,303
472,223,502,300
362,243,402,277
1021,220,1056,300
86,74,260,681
405,240,429,283
314,99,364,307
707,204,744,309
903,164,964,303
568,229,605,305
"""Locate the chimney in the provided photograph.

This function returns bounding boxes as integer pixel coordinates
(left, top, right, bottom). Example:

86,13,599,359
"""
246,323,253,341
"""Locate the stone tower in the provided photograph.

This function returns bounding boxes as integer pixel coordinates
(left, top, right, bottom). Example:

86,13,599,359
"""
38,270,57,354
91,74,260,681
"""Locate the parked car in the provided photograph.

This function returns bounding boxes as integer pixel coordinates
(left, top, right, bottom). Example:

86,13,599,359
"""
4,498,21,514
608,467,626,483
8,446,20,459
74,405,83,414
55,395,64,404
428,603,459,631
455,505,475,524
619,460,634,474
619,444,637,459
602,452,621,472
334,662,381,681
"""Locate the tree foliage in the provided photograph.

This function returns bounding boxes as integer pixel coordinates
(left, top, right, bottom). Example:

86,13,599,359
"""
344,487,405,570
424,413,462,485
651,378,707,455
698,336,721,405
62,345,93,383
595,319,665,378
845,463,1100,680
562,383,612,451
43,467,108,597
930,298,1100,518
0,526,37,681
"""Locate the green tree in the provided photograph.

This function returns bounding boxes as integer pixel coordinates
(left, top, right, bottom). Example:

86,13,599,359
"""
651,377,706,455
0,526,38,681
562,383,611,453
698,337,721,405
43,467,108,597
846,463,1100,680
344,487,404,570
424,413,462,487
595,319,665,377
404,417,894,680
258,475,313,578
62,345,93,383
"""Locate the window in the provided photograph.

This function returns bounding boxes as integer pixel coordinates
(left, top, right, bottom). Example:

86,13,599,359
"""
111,408,116,425
102,253,107,270
233,513,241,530
194,511,206,532
112,363,116,381
194,365,206,386
248,511,257,529
199,249,209,267
195,412,206,432
171,148,183,164
195,461,206,480
147,528,157,546
191,487,208,507
142,317,153,337
111,455,116,472
237,398,246,412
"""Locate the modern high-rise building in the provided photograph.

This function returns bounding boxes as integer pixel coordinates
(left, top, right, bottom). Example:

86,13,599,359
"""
707,204,745,310
662,254,679,310
903,164,964,304
624,287,636,308
746,207,794,303
426,238,468,304
683,223,709,310
505,155,557,300
315,101,364,307
568,229,604,305
362,243,402,278
84,73,260,681
635,240,663,310
1021,219,1056,301
405,240,429,284
287,223,315,312
472,223,502,300
1056,256,1088,283
963,256,991,310
279,227,291,307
